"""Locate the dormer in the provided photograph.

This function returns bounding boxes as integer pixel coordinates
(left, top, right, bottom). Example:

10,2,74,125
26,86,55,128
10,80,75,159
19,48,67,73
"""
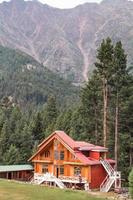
76,142,108,160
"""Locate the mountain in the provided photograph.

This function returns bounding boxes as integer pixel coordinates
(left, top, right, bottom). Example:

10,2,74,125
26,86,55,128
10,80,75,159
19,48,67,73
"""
0,45,79,108
0,0,133,83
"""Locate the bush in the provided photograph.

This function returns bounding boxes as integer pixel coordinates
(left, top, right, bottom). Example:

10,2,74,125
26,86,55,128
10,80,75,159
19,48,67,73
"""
128,168,133,199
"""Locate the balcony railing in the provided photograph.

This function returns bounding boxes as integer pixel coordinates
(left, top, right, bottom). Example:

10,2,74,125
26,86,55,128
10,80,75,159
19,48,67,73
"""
59,175,87,183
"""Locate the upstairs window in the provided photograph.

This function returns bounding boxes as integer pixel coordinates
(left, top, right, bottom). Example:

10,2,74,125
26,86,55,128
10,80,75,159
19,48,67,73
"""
71,154,76,160
54,139,59,150
60,151,64,160
54,150,59,160
100,152,105,159
82,151,90,157
44,151,50,158
74,167,81,176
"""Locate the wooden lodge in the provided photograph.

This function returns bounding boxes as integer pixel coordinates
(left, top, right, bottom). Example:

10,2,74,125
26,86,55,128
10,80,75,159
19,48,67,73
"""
29,131,121,192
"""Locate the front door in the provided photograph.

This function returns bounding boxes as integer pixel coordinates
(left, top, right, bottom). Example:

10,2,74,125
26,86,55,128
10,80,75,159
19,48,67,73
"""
8,172,12,179
56,167,59,178
55,166,59,178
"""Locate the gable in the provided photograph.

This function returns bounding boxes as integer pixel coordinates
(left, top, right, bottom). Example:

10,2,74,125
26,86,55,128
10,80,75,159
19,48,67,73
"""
29,134,74,160
38,131,75,149
29,135,82,164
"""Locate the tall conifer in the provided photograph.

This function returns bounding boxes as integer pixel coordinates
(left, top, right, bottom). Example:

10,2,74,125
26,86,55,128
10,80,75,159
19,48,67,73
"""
95,38,114,147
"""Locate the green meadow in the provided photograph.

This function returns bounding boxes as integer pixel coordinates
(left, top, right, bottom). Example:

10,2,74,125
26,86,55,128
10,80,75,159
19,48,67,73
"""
0,180,106,200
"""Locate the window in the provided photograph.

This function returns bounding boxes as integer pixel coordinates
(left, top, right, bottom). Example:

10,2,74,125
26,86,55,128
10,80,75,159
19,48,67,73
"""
100,152,104,159
42,164,48,173
74,167,81,176
44,151,50,158
54,150,59,160
82,151,89,157
60,166,64,175
71,154,76,160
54,139,59,150
60,151,64,160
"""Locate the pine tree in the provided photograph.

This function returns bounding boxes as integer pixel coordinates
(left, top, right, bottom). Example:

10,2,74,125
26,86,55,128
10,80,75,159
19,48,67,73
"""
69,107,85,140
95,38,114,147
29,112,44,142
43,95,58,136
119,74,133,177
81,71,103,144
3,144,20,164
9,106,21,133
19,124,33,163
55,109,72,133
112,41,127,170
0,120,11,162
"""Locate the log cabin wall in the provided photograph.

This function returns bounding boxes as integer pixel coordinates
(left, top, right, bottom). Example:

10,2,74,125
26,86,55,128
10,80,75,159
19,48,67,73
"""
32,138,90,180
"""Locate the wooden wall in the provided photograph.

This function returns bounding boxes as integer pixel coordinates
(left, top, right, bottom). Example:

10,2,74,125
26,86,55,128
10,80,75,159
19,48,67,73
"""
90,165,106,189
0,170,33,181
33,138,91,181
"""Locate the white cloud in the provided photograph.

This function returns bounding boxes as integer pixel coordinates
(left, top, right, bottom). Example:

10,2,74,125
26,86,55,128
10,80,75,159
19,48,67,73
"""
1,0,133,8
38,0,102,8
0,0,102,8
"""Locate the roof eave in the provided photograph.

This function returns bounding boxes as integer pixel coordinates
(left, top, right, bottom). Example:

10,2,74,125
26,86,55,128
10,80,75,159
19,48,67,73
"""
91,149,108,152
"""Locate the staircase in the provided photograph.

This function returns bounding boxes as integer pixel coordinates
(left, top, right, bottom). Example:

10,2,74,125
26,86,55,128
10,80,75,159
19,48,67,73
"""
100,159,121,192
100,159,114,176
31,173,66,189
31,173,49,185
54,176,66,189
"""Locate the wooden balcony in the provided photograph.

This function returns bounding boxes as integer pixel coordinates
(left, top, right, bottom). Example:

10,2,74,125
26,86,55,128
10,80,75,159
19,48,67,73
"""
32,160,53,163
59,175,87,183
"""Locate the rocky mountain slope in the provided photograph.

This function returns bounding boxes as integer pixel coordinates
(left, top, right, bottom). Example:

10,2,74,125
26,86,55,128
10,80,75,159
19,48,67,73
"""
0,0,133,83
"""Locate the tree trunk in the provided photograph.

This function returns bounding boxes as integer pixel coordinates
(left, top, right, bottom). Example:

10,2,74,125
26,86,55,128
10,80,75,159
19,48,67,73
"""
129,146,132,168
115,91,119,170
103,78,108,147
94,104,98,144
129,134,133,167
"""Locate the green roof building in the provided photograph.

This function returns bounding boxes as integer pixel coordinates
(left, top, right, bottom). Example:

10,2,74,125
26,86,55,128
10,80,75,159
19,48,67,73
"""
0,164,33,181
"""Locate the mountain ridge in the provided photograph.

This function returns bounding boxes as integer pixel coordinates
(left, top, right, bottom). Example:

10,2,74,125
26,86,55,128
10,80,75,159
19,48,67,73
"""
0,0,133,83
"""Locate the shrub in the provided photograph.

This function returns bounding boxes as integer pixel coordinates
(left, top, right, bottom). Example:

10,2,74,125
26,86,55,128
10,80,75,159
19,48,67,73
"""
128,168,133,199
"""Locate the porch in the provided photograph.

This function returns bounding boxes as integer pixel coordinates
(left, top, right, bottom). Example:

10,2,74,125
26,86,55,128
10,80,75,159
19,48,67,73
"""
32,173,89,190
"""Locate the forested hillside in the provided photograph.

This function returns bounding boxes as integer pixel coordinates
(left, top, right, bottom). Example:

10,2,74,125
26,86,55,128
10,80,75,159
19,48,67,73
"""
0,45,80,165
0,45,79,109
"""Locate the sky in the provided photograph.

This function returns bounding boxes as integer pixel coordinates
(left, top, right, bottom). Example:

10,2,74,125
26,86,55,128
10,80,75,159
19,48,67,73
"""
0,0,102,8
37,0,102,8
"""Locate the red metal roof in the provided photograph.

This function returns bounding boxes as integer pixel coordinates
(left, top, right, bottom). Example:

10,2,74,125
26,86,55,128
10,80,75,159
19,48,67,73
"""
55,131,75,149
79,145,108,152
74,141,107,152
55,131,109,165
29,130,112,165
74,152,100,165
74,141,94,148
56,133,107,151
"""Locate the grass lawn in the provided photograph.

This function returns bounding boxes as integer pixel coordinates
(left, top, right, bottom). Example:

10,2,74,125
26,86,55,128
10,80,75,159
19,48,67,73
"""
0,179,106,200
